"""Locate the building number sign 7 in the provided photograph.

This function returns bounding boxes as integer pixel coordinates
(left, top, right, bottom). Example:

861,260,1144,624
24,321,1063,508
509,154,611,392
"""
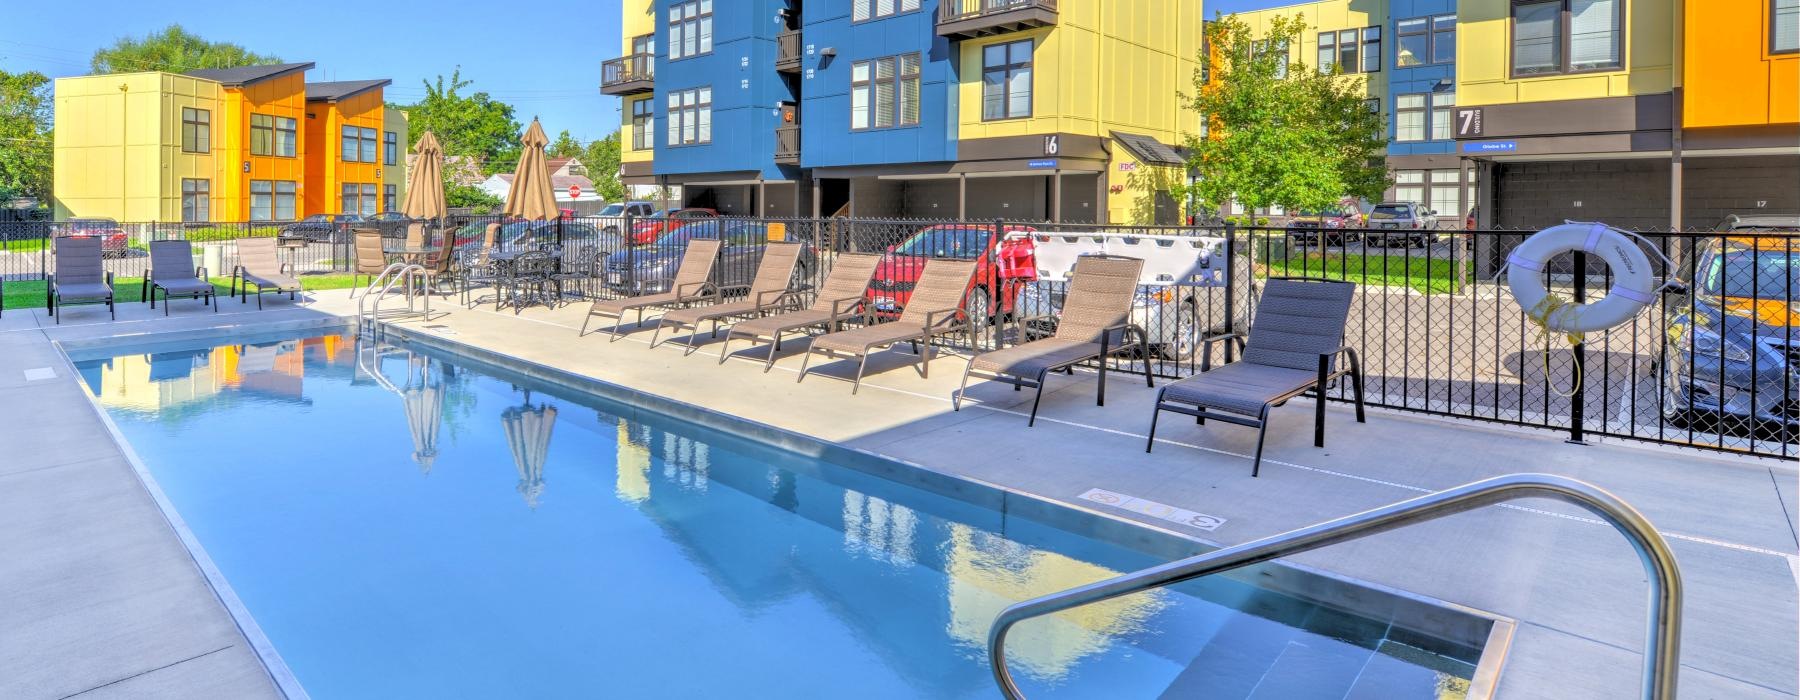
1455,107,1484,138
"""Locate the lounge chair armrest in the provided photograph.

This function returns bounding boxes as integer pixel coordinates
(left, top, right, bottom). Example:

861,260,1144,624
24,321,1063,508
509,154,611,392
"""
827,294,866,320
752,288,792,309
1200,330,1246,372
675,280,714,298
923,307,966,331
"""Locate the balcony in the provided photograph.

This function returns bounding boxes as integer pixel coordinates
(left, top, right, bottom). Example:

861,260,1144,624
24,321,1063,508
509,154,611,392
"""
937,0,1057,39
774,125,801,165
600,53,654,96
776,30,803,73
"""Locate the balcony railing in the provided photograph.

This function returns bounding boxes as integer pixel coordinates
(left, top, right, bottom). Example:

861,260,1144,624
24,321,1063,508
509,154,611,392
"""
600,53,655,96
774,125,801,165
937,0,1058,39
776,30,803,73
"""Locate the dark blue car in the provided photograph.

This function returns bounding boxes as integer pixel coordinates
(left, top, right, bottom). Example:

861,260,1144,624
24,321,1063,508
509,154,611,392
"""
1662,223,1798,439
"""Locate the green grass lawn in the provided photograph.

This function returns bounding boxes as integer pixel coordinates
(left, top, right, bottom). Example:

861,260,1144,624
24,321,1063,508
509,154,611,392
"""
1259,252,1474,295
2,274,361,312
1,238,47,253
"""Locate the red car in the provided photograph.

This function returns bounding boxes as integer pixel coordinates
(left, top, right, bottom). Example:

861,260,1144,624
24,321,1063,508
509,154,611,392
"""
63,218,130,258
629,208,719,245
869,224,1038,322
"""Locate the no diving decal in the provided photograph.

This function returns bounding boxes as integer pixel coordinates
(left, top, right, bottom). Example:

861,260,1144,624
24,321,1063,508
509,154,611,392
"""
1079,488,1227,532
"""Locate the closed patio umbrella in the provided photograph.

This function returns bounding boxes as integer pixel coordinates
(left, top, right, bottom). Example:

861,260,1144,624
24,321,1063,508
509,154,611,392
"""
502,119,558,221
502,393,558,508
401,132,447,222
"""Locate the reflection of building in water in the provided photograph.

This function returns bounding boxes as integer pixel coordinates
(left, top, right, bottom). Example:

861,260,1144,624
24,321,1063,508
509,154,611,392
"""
661,432,710,492
842,492,917,568
89,338,319,415
613,420,652,504
942,524,1168,682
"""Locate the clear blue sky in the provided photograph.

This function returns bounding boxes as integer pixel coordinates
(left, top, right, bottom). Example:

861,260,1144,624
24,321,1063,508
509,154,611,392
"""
3,0,1291,143
1,0,627,142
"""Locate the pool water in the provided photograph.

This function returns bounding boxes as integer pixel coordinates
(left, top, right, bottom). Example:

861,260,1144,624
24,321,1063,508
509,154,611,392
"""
75,332,1477,699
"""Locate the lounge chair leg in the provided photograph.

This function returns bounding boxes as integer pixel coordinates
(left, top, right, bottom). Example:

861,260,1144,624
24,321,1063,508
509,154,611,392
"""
796,349,814,383
920,341,931,379
650,323,664,348
718,336,734,365
163,290,169,316
853,354,869,395
1314,386,1327,448
1097,359,1108,407
257,290,263,309
1028,372,1049,427
764,335,781,372
952,358,975,411
1352,368,1367,424
1145,406,1161,452
1252,407,1272,477
580,311,593,337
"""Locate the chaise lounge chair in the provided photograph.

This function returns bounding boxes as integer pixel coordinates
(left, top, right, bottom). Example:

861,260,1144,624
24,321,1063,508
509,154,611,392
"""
143,239,216,315
651,242,804,351
47,236,114,324
953,254,1151,426
233,237,304,308
1145,277,1366,477
795,258,977,394
716,252,882,371
580,238,722,340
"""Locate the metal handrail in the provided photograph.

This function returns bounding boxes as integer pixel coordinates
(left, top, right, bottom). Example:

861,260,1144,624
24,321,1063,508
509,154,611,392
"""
987,473,1682,700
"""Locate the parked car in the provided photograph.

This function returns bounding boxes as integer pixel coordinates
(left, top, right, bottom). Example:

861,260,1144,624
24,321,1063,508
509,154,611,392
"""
597,201,657,235
61,218,129,258
1016,276,1209,361
455,219,623,259
1661,217,1799,438
1363,202,1440,247
280,213,363,242
628,207,719,245
1287,205,1365,246
364,211,413,236
601,220,813,296
868,223,1037,323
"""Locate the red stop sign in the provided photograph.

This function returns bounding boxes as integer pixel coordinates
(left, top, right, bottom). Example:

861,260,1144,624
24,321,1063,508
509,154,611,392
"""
568,185,582,199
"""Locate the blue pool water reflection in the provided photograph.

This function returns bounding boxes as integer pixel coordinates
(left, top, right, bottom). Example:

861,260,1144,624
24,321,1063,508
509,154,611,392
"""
75,333,1476,699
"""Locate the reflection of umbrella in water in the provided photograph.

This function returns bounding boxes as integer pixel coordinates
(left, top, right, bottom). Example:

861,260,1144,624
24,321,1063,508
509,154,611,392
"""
502,390,558,508
400,355,445,473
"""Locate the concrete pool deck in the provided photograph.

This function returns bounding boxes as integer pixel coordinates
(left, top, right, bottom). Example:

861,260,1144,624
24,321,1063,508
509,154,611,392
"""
1,290,1795,699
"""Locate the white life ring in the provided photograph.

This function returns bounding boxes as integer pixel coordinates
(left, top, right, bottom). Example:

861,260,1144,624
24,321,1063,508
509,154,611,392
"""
1506,222,1657,334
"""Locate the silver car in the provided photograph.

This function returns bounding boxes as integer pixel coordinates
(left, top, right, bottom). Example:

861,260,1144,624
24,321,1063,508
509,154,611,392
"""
1364,202,1440,247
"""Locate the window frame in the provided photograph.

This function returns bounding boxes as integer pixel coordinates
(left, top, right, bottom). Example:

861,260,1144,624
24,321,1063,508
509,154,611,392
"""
273,116,297,157
341,125,359,163
1774,0,1800,55
631,98,655,150
666,87,713,147
250,180,297,221
359,127,378,163
181,108,210,154
250,114,275,156
851,52,924,130
667,0,714,61
981,39,1035,122
1361,26,1382,72
1395,93,1428,142
181,178,209,222
1430,91,1457,141
1431,15,1457,64
384,131,399,166
852,0,922,24
1510,0,1624,78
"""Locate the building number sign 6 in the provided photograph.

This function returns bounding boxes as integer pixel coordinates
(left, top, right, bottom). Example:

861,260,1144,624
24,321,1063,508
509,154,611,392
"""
1043,134,1059,156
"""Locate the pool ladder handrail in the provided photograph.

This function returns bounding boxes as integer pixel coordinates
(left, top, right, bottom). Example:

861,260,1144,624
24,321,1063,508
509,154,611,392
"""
357,262,430,333
987,473,1683,700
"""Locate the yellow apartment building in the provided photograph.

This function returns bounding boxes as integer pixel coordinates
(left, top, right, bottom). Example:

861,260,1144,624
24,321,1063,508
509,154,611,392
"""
52,63,408,223
612,0,658,194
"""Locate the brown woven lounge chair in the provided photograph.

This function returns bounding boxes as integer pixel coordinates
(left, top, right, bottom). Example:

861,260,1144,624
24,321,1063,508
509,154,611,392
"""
144,239,215,315
717,252,881,371
47,236,114,324
795,258,977,394
1146,277,1366,477
233,237,303,308
652,242,804,351
953,254,1150,426
350,228,386,293
581,238,722,340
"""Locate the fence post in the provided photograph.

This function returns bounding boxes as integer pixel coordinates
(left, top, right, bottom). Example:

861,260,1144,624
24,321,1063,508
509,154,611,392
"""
1568,250,1587,444
556,215,565,248
992,217,1006,351
1223,221,1238,365
624,212,635,296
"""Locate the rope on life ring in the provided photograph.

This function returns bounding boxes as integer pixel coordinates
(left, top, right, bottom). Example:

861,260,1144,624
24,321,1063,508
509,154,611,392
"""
1498,222,1675,398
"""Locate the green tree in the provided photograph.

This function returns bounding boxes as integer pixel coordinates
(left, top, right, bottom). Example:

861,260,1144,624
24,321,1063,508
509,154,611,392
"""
445,183,503,212
389,68,522,176
0,69,54,202
547,129,584,159
1179,14,1389,216
583,133,627,201
90,25,280,74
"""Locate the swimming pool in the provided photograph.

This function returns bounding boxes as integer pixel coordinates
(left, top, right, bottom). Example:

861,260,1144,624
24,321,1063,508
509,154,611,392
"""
73,330,1483,699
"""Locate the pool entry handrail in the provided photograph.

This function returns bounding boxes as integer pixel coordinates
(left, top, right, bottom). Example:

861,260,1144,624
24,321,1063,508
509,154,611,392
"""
986,473,1684,700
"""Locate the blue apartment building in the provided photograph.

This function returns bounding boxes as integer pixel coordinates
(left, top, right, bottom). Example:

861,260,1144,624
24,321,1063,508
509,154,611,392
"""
1383,0,1470,222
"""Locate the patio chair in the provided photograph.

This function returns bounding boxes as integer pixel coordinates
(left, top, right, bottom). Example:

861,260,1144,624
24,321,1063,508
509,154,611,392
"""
795,258,977,394
233,237,303,309
461,223,503,306
350,228,386,294
717,252,882,371
143,240,215,315
953,254,1151,426
1145,277,1366,477
580,238,723,340
651,242,804,351
47,236,114,324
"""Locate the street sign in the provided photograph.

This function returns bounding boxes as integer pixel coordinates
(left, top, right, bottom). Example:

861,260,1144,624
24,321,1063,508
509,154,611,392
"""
568,185,582,199
1462,140,1517,153
1027,159,1058,169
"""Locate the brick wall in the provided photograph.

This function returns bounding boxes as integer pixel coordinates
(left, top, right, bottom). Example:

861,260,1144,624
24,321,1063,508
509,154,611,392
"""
1681,155,1800,228
1494,160,1671,231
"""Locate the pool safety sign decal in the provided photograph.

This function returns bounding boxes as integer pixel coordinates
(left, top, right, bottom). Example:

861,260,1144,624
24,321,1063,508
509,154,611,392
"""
1079,488,1226,531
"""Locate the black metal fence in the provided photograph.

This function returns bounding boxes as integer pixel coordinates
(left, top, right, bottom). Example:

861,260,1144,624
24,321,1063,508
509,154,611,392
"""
3,215,1792,459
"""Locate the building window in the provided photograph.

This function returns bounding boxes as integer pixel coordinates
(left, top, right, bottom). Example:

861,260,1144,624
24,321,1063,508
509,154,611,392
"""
1399,15,1456,66
384,184,397,212
1428,170,1462,218
1433,15,1457,63
667,87,712,146
854,0,920,22
251,114,273,156
275,117,296,157
361,183,377,216
1396,94,1427,142
341,183,359,215
631,98,654,150
632,33,655,56
1364,97,1382,114
981,40,1033,121
342,126,379,162
384,131,398,166
1776,0,1800,54
1512,0,1621,76
1361,27,1382,72
1394,170,1425,204
181,179,209,222
340,183,379,216
668,0,713,60
1322,29,1379,74
341,126,358,162
1430,92,1456,140
250,180,297,221
181,108,210,153
853,53,922,129
1253,39,1290,78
